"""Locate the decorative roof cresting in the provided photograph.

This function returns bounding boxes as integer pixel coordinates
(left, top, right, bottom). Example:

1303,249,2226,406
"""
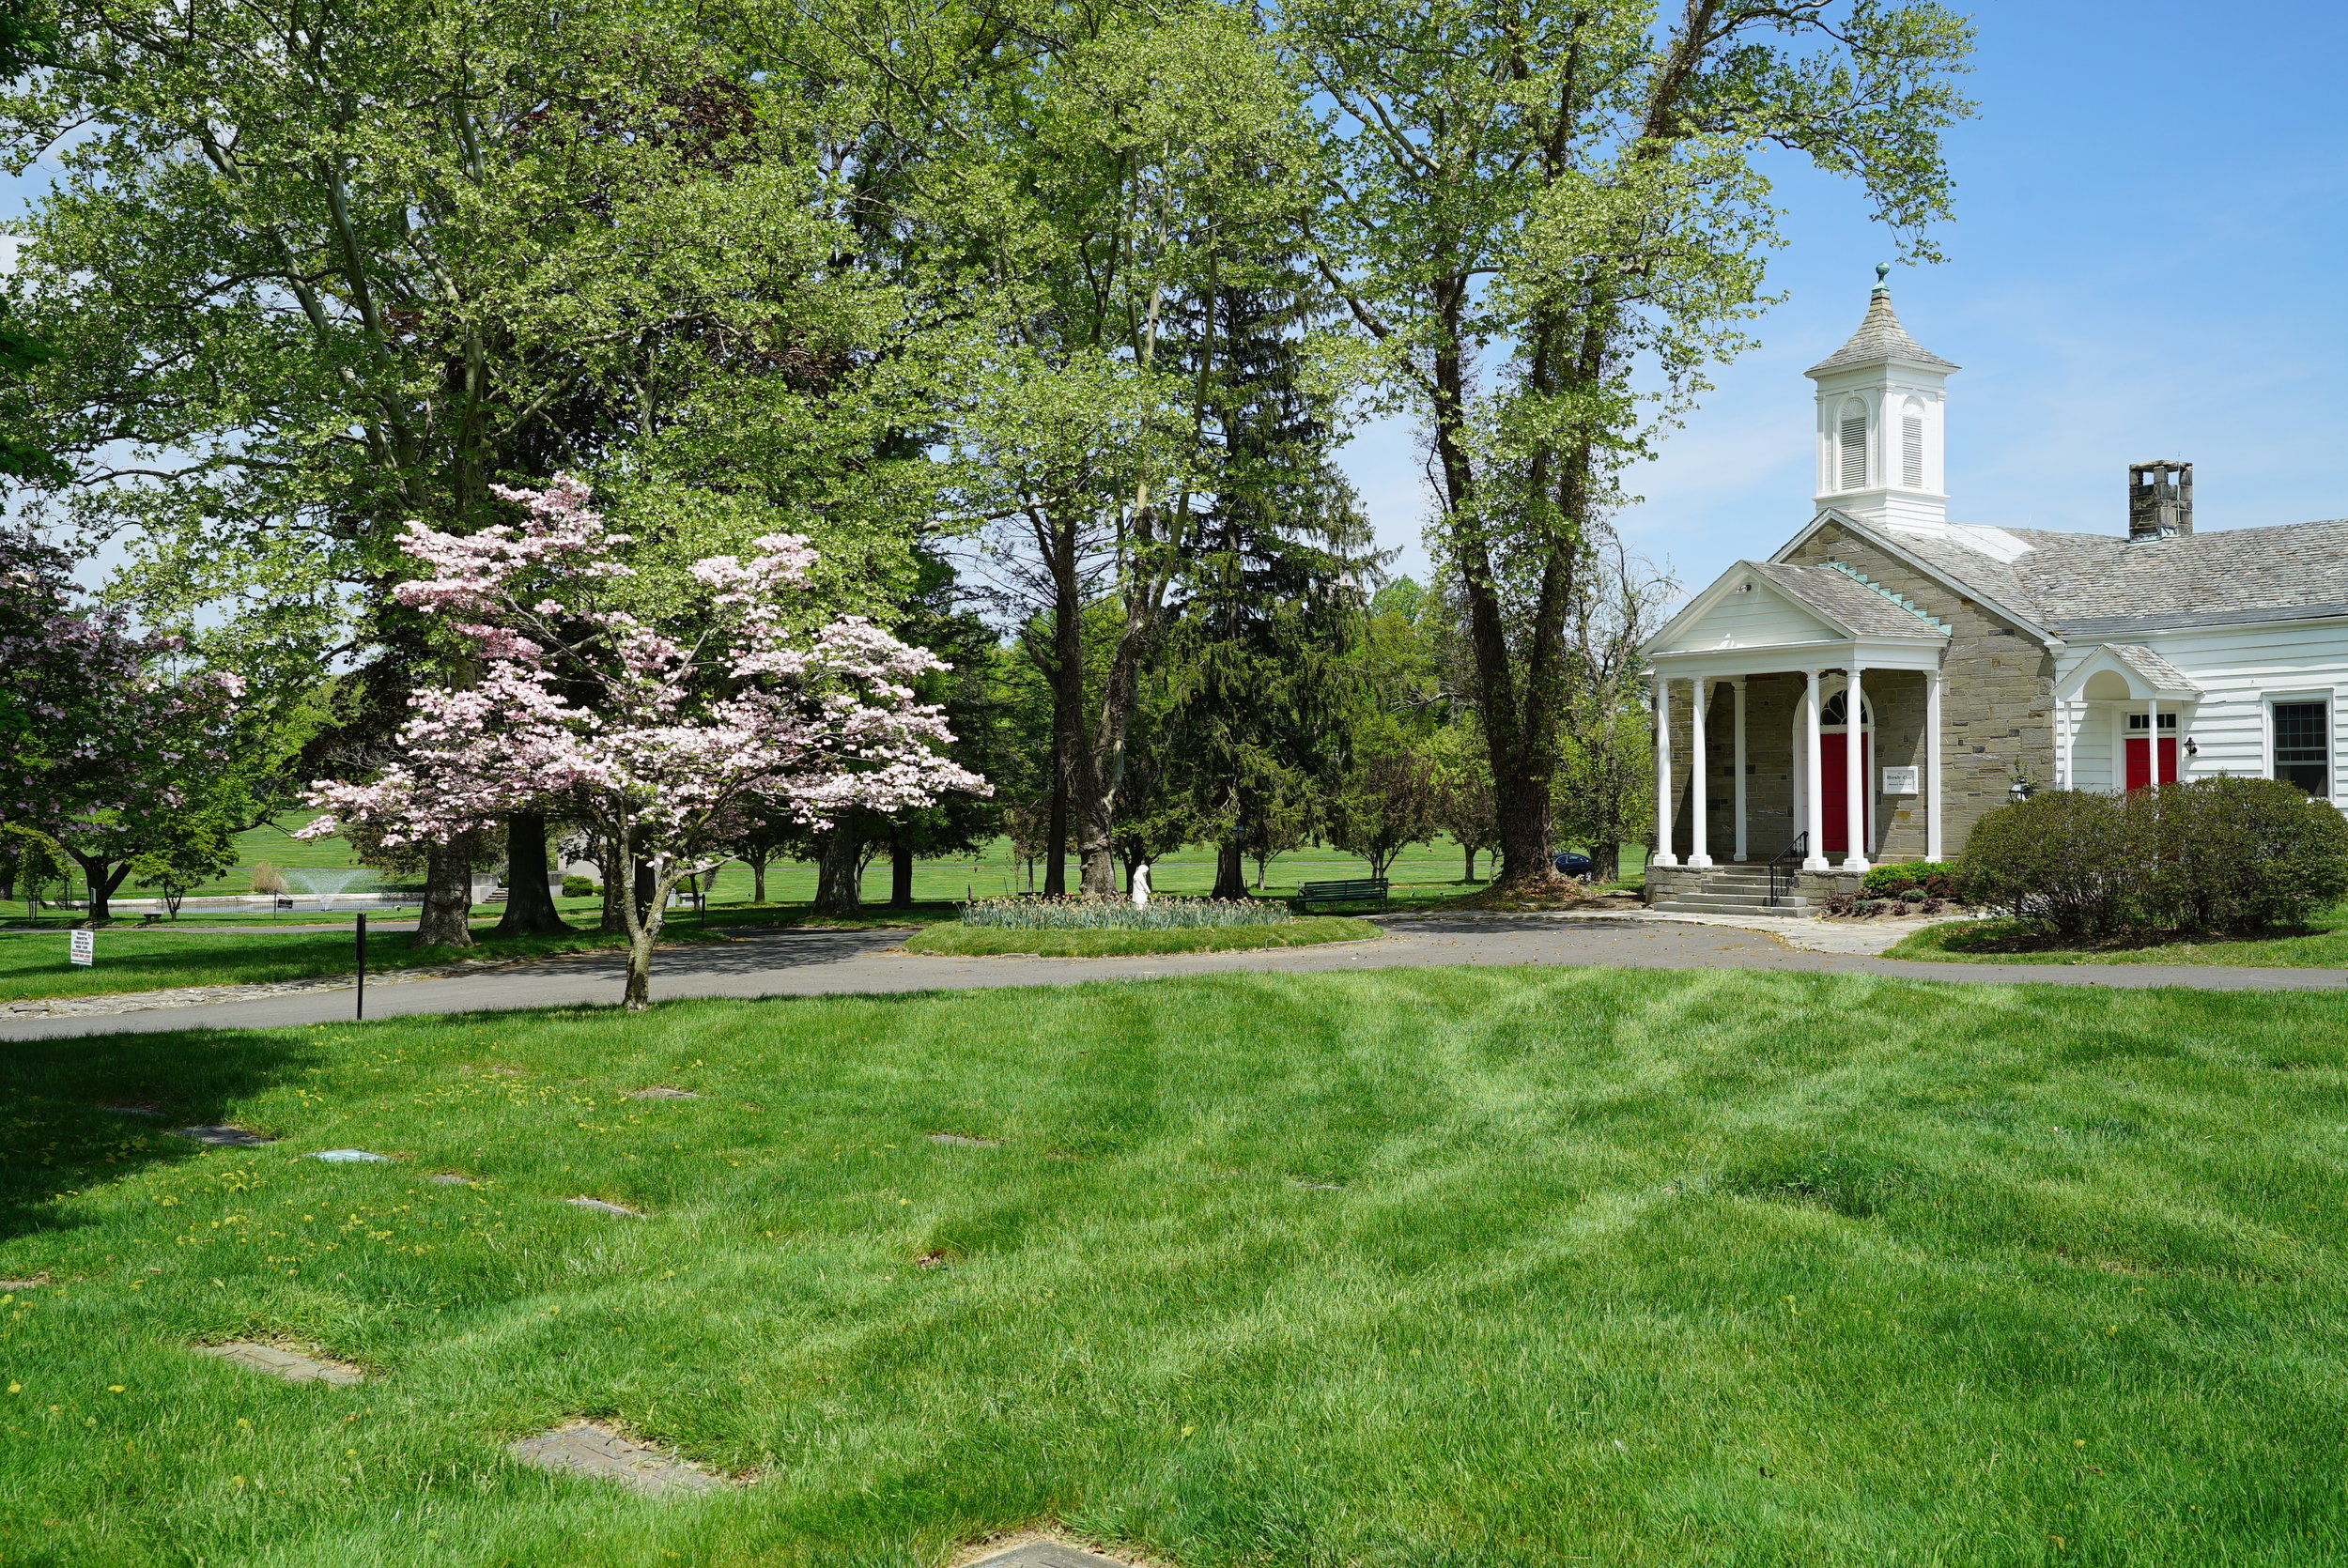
1804,265,1960,376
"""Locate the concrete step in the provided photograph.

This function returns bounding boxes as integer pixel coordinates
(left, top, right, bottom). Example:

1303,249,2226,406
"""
1655,893,1812,913
1650,900,1811,917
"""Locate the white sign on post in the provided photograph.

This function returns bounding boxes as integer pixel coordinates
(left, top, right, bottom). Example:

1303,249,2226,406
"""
69,930,94,966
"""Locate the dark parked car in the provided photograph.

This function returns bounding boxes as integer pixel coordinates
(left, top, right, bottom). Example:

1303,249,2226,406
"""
1553,851,1594,881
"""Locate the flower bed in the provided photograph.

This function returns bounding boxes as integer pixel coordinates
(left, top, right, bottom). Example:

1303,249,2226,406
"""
957,895,1293,930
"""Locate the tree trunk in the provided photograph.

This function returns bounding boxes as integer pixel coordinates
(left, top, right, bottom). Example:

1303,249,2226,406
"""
416,839,474,948
1043,772,1067,896
813,820,863,916
1463,844,1477,883
1213,830,1247,900
1592,840,1620,884
1047,709,1075,892
597,838,626,935
750,856,767,904
888,840,914,906
492,811,572,937
66,853,131,923
618,854,671,1013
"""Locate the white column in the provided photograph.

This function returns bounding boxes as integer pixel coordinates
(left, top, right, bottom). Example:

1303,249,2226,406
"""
1687,676,1713,869
2146,695,2159,786
1732,678,1750,863
2112,701,2123,794
1651,672,1677,868
1925,669,1944,862
1842,660,1870,872
1802,668,1828,869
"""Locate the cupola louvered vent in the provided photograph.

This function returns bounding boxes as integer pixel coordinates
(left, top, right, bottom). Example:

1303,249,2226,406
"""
1901,415,1923,488
1838,414,1868,490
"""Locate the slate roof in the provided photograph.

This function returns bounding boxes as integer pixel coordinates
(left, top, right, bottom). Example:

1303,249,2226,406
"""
1804,288,1960,376
1748,561,1948,639
2104,643,2202,695
1878,517,2348,638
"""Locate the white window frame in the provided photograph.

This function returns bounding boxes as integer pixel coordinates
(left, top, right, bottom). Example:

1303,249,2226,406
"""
2266,693,2334,800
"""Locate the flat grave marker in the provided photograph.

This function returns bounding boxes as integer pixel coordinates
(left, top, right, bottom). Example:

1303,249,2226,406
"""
507,1420,724,1495
171,1126,273,1147
564,1196,641,1217
928,1132,1004,1149
197,1341,364,1386
968,1542,1144,1568
310,1149,394,1163
425,1173,473,1185
626,1087,703,1100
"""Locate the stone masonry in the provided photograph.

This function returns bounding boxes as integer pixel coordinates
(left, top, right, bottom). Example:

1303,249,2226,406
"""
1651,521,2056,874
1783,519,2058,857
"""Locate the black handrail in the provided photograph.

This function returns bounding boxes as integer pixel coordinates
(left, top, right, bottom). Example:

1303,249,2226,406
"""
1768,833,1808,907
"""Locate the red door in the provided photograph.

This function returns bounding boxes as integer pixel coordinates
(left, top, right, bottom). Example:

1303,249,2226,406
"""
1820,733,1871,854
2124,737,2178,790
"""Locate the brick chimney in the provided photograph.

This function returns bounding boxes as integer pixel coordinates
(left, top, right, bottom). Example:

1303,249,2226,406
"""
2128,460,2193,541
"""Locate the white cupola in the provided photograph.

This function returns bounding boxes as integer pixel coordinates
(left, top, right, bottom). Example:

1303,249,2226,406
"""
1804,265,1957,538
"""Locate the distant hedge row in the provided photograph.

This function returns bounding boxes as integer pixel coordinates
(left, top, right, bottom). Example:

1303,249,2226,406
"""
1961,777,2348,942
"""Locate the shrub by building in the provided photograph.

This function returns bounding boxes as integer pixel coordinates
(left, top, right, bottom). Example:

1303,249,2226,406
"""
1960,778,2348,943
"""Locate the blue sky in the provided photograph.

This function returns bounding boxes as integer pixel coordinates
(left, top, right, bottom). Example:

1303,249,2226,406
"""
1344,0,2348,597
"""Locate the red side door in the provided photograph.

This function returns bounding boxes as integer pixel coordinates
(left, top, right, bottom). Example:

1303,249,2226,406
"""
2124,737,2178,790
1820,733,1870,854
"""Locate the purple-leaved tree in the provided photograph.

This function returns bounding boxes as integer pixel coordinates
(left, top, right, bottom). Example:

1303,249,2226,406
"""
299,478,985,1009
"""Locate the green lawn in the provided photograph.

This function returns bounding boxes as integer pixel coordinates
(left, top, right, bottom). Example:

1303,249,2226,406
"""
32,811,1640,910
901,915,1376,957
0,902,985,1004
0,922,734,1006
1885,908,2348,967
5,969,2347,1565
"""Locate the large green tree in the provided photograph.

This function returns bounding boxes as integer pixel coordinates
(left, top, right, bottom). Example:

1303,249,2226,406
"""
1288,0,1971,885
3,0,948,942
944,0,1324,897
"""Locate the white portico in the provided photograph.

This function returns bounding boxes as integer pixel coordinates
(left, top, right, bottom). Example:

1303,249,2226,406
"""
1646,564,1950,873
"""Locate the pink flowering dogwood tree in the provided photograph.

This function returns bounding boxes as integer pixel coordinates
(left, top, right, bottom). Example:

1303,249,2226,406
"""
299,477,985,1009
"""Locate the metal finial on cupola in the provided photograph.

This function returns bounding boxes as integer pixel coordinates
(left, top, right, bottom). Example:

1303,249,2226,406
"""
1873,262,1892,297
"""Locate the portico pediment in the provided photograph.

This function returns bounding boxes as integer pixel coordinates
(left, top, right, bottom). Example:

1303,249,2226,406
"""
1645,559,1950,666
1646,563,1846,657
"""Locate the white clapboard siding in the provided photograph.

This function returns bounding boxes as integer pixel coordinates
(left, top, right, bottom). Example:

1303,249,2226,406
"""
1652,579,1840,654
2054,617,2348,803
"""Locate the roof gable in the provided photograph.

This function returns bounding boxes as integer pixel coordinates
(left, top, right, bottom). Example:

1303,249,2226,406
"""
1770,510,2063,645
1646,559,1945,657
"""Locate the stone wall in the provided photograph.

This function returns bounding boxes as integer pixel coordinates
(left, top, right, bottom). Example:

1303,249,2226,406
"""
1779,523,2058,856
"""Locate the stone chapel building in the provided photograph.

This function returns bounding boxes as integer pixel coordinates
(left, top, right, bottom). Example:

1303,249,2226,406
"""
1640,270,2348,912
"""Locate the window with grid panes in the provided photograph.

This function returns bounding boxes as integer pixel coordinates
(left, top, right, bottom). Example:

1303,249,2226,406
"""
2272,701,2329,797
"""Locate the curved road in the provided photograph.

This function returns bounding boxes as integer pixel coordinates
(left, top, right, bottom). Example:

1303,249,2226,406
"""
1,915,2340,1042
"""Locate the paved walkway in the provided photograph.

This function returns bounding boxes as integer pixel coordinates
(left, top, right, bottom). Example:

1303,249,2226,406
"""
1,914,2340,1041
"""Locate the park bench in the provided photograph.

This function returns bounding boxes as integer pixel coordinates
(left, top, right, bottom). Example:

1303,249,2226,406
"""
1293,877,1389,914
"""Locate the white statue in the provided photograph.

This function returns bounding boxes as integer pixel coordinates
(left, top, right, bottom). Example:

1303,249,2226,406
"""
1131,863,1151,910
